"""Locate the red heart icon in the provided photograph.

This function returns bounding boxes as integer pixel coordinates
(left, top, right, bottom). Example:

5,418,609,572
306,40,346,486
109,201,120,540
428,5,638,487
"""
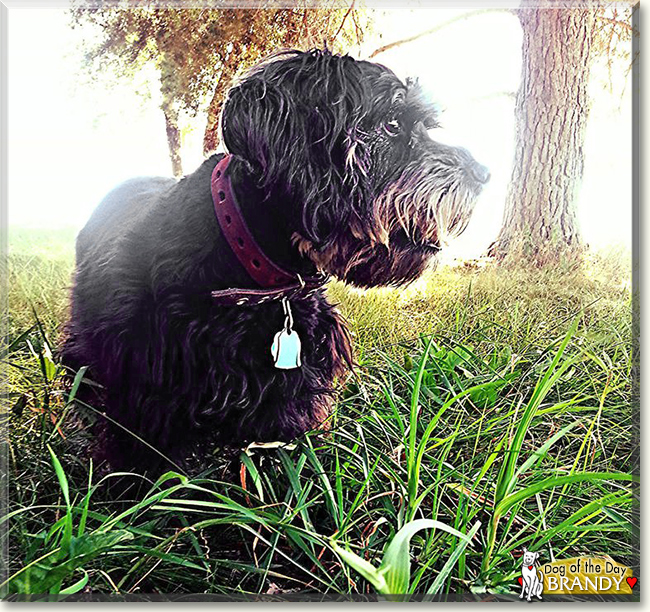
528,565,533,570
626,577,637,589
517,577,523,586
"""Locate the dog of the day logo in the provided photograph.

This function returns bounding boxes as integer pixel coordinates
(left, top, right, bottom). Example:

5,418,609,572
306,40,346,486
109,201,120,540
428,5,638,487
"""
518,548,543,601
516,551,637,598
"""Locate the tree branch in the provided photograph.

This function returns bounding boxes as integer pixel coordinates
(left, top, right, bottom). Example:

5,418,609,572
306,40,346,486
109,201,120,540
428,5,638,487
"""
596,15,635,32
333,0,355,42
367,8,514,59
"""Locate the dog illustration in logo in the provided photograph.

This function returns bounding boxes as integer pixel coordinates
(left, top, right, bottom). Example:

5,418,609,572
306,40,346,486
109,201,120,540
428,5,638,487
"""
519,548,543,601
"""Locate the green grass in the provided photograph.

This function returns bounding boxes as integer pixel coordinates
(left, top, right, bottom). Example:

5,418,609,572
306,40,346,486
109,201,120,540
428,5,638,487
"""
2,228,638,600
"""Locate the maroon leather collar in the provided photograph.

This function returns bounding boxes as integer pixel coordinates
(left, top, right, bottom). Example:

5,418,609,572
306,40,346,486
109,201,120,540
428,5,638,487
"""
210,155,327,306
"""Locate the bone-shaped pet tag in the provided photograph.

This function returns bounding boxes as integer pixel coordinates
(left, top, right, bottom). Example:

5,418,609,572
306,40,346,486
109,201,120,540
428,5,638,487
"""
271,297,302,370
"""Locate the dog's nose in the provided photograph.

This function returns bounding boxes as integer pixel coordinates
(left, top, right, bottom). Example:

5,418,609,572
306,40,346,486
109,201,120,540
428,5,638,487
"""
470,162,491,184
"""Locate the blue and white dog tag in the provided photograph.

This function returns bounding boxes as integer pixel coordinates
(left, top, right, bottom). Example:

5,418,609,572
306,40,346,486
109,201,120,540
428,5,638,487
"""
271,298,302,369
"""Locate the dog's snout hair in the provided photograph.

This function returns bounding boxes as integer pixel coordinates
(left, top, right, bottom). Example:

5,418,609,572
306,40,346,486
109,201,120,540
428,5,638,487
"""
371,128,487,256
469,160,491,185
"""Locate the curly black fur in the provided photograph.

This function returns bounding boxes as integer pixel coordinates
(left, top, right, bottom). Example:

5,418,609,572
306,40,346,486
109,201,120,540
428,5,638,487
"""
61,49,488,472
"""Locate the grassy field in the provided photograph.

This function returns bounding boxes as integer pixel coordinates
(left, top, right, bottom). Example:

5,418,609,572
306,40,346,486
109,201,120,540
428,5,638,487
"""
2,227,639,600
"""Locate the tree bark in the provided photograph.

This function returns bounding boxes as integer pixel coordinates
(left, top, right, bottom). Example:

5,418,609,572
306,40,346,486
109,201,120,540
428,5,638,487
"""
489,1,597,265
158,52,183,178
203,74,230,155
162,99,183,178
203,47,238,155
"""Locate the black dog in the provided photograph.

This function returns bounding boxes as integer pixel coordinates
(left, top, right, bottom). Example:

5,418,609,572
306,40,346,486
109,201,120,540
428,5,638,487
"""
62,49,489,472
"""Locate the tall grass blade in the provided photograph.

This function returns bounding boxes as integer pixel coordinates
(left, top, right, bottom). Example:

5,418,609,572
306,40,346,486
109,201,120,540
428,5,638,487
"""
380,519,467,594
66,366,89,404
426,520,481,596
330,543,388,593
59,571,89,596
495,317,580,505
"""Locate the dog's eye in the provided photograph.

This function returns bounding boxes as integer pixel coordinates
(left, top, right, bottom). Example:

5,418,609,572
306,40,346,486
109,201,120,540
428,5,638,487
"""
383,119,402,137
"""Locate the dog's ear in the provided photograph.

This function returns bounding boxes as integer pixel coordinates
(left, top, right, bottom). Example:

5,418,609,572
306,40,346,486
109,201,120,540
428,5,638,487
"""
221,75,299,187
522,547,528,553
534,552,540,561
221,50,373,248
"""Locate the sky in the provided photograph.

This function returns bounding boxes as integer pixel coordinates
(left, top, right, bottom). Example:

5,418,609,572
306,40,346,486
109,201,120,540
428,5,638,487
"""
7,6,633,259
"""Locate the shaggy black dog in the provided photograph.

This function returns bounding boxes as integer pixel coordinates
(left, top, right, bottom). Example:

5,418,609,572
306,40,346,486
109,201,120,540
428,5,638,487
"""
62,49,489,472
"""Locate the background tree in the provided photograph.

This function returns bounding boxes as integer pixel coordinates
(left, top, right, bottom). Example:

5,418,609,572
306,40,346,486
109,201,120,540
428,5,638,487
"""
488,0,635,265
486,0,597,265
71,2,368,177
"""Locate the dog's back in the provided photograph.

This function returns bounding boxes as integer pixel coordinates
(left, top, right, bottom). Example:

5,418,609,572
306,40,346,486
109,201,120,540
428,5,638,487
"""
71,177,176,324
76,177,176,258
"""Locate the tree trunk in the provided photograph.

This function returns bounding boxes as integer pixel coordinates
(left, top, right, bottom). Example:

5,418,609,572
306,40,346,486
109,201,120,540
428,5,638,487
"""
158,52,184,178
203,76,230,155
488,1,597,265
162,99,183,178
203,49,239,155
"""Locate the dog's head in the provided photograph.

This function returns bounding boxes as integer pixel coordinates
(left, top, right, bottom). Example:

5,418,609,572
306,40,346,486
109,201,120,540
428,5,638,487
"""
522,549,540,566
221,49,489,287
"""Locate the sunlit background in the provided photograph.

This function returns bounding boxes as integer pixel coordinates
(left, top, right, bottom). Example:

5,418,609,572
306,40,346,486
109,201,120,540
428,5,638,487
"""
7,6,633,260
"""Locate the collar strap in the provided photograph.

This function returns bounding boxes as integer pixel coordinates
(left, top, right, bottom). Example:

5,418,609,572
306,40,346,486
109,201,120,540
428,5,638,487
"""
210,155,327,306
